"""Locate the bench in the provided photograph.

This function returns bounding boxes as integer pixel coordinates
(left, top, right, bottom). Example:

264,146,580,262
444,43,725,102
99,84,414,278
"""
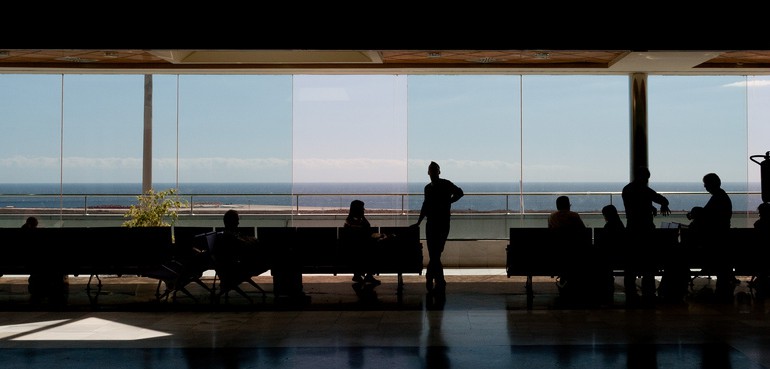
506,227,593,297
0,227,174,297
257,226,423,292
0,226,173,276
507,226,768,303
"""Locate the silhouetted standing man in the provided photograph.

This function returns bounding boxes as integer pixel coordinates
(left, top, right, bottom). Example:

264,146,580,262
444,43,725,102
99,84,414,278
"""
622,167,670,305
415,161,464,293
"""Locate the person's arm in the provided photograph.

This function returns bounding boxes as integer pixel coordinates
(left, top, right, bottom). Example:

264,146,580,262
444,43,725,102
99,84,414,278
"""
577,214,587,228
450,183,464,204
414,197,427,226
650,188,671,216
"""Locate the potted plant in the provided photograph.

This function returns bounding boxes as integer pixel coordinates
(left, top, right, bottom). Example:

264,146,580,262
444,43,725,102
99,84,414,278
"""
123,188,188,227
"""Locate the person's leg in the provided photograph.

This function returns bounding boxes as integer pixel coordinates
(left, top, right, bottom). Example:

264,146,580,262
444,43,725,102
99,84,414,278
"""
432,222,450,290
624,269,639,301
641,272,657,299
623,229,646,305
425,221,440,292
363,240,380,284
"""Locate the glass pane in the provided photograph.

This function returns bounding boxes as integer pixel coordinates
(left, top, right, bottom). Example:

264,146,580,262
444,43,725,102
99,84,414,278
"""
408,75,522,238
292,75,408,221
176,75,293,214
0,75,62,214
62,75,145,209
521,75,629,215
648,76,749,221
746,76,770,220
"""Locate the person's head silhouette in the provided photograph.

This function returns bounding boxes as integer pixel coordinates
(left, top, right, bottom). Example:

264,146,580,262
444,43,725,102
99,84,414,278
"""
602,204,619,220
759,202,770,219
556,196,571,211
428,161,441,180
703,172,722,193
348,200,365,218
223,209,240,230
21,216,38,229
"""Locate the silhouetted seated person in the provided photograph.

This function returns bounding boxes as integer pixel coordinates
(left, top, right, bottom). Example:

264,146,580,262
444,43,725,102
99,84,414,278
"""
754,203,770,231
699,173,735,302
213,210,270,297
343,200,384,286
24,217,68,307
750,203,770,298
655,207,701,303
21,216,38,229
547,196,596,303
594,204,626,301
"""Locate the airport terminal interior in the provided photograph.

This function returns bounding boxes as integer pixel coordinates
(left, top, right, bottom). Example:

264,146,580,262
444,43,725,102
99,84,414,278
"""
6,25,770,368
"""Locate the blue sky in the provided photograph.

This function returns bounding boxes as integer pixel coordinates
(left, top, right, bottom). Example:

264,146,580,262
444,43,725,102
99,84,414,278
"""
0,74,767,186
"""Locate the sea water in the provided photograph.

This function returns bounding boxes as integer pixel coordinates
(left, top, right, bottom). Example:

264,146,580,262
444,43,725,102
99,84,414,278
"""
0,182,761,213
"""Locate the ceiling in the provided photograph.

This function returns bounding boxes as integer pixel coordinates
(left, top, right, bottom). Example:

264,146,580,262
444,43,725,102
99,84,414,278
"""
2,49,770,75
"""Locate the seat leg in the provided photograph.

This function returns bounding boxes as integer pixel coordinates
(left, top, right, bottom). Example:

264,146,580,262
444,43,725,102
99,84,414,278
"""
246,279,266,296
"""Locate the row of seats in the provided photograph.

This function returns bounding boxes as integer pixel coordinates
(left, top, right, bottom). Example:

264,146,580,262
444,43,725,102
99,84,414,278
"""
0,225,423,305
506,227,770,298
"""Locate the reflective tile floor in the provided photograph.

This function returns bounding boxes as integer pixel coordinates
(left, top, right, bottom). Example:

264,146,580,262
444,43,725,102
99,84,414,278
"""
0,269,769,368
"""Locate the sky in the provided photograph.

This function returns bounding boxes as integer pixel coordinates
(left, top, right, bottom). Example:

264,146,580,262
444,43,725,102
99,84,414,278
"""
0,73,768,187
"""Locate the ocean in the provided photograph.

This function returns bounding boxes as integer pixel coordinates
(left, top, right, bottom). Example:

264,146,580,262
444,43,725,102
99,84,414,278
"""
0,182,762,213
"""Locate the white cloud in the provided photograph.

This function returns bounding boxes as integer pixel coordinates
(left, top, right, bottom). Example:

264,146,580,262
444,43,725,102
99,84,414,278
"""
176,157,290,170
724,79,770,88
0,156,59,168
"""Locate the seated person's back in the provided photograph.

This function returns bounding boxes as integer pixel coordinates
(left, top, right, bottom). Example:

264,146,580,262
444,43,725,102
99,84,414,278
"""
216,210,268,271
548,196,586,231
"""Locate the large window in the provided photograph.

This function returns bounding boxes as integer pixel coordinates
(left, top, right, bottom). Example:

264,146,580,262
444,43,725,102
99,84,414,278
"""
0,75,62,210
407,75,522,212
0,73,765,232
648,76,749,221
292,75,407,219
747,76,770,215
521,75,629,213
169,75,294,213
0,75,61,185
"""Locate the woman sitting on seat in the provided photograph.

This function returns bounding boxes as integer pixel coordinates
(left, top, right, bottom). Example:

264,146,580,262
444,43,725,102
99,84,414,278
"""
344,200,384,285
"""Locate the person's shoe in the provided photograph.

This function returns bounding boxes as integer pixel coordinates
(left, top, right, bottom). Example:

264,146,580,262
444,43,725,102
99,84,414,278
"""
352,274,363,283
364,275,381,285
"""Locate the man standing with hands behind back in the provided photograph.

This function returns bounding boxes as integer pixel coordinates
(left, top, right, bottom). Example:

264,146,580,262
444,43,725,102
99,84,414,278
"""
414,161,464,293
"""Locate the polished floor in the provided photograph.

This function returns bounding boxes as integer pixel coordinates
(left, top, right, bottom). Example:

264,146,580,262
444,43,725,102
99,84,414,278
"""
0,269,769,368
